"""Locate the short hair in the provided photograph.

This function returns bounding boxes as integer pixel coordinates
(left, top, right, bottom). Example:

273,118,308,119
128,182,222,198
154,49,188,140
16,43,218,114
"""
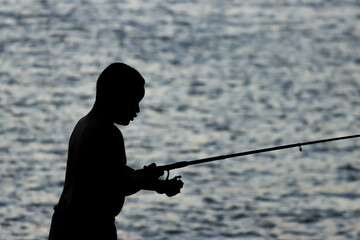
96,63,145,102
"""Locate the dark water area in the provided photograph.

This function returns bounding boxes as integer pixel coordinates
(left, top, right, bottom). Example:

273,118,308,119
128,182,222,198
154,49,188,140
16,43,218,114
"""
1,0,360,239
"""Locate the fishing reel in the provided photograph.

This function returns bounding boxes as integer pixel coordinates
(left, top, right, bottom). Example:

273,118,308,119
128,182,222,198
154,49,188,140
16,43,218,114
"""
165,169,171,180
157,174,183,197
141,164,184,196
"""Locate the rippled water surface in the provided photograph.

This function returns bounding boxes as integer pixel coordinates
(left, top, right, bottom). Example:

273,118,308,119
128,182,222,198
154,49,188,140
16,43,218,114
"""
1,0,360,239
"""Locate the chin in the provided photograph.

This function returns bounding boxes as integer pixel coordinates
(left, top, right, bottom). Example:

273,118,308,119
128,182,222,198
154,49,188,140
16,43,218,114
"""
115,119,131,126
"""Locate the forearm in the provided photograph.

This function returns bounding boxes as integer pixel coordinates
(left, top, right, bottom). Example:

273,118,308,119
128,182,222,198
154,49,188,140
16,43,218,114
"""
122,173,145,196
122,166,158,195
142,179,160,191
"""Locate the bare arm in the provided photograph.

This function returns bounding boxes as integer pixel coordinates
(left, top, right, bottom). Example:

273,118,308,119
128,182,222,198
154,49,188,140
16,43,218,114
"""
122,164,163,195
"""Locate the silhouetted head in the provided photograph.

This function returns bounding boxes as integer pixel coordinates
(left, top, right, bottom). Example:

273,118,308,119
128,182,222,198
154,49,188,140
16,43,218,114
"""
95,62,145,125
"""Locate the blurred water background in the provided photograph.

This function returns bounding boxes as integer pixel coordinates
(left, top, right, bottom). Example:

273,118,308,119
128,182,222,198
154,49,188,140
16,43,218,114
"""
1,0,360,239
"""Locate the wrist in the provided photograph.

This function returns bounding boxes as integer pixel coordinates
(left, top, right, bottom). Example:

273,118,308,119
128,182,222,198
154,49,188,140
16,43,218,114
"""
142,178,160,191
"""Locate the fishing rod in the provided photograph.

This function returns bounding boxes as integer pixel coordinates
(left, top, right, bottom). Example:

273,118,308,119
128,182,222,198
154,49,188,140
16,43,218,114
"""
158,134,360,179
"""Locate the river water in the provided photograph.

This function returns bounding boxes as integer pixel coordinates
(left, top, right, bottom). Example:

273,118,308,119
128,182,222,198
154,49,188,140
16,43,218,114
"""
1,0,360,239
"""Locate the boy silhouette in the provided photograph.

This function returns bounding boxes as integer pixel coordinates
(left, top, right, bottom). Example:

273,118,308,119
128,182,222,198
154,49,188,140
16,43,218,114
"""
49,63,183,240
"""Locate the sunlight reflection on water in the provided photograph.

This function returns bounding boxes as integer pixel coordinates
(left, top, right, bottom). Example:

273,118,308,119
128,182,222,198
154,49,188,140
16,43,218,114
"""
1,0,360,239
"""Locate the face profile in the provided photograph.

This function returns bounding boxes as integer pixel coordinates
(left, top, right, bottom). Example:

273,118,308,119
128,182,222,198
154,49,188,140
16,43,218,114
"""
94,62,146,125
112,84,145,125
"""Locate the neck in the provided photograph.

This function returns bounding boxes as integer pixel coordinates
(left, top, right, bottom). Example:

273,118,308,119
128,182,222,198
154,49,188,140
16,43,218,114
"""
89,101,114,124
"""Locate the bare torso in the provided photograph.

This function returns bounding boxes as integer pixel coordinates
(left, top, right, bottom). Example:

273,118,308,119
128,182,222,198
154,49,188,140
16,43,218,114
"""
57,112,127,217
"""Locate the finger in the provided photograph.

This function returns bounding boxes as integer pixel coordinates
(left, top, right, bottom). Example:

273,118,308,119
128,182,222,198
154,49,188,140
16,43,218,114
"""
157,169,164,176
